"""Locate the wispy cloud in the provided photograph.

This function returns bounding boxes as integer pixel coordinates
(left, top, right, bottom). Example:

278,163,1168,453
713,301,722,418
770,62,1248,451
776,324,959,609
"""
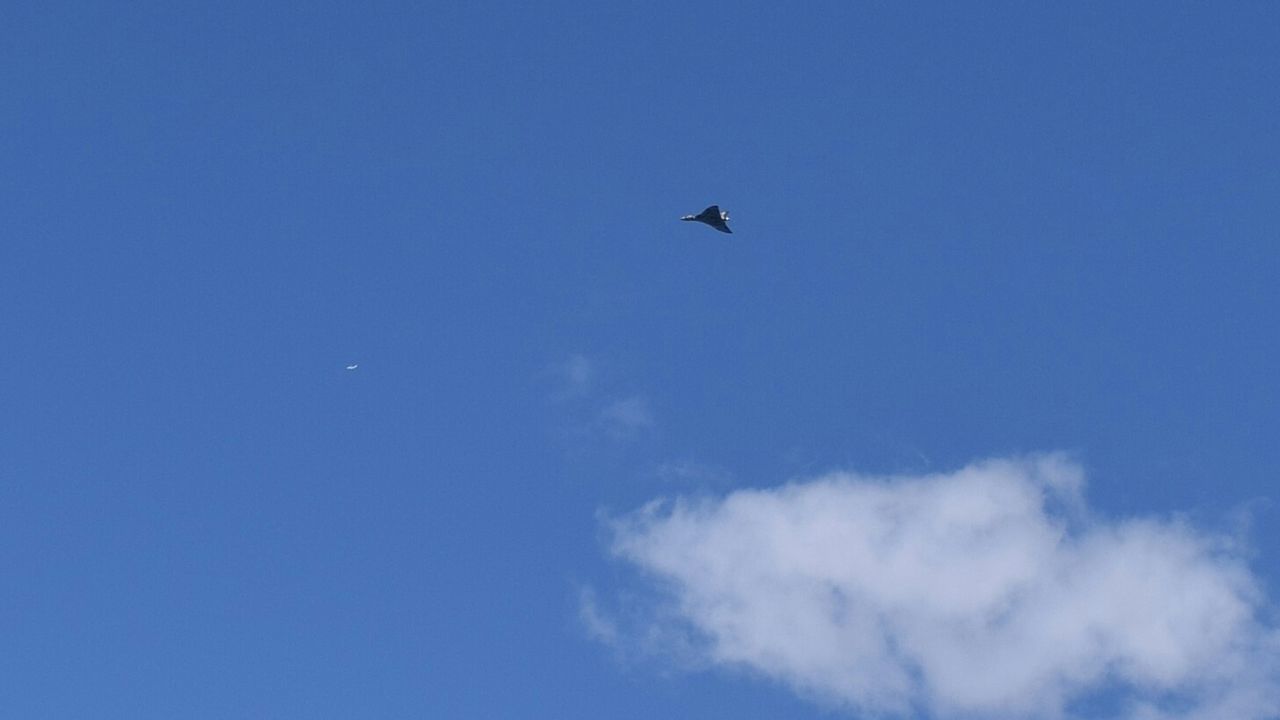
649,460,734,488
552,354,595,399
547,355,656,442
599,396,654,438
578,586,620,645
595,455,1280,719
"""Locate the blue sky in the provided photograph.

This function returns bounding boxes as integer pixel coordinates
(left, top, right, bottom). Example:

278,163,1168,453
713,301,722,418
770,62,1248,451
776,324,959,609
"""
3,2,1280,718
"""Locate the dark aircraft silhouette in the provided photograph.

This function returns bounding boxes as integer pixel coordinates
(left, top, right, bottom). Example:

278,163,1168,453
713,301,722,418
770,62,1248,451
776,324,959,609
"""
681,205,732,234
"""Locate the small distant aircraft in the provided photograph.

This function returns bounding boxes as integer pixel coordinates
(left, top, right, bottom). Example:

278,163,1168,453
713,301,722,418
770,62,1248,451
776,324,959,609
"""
681,205,732,234
345,364,359,371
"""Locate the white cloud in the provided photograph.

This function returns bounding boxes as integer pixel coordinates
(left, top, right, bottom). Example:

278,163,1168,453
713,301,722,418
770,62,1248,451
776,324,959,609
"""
600,455,1280,719
579,587,620,645
546,355,659,449
650,460,734,487
600,396,654,437
553,354,594,398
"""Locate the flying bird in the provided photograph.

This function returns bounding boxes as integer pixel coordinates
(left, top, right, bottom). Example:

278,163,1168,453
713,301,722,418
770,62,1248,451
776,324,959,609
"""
345,364,359,371
681,205,732,234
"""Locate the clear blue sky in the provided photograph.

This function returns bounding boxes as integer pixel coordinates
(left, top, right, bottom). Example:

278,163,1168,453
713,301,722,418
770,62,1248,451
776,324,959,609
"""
3,2,1279,718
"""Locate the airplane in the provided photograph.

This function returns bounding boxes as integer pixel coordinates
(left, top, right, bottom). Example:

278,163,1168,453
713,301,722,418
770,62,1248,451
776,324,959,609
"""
681,205,732,234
